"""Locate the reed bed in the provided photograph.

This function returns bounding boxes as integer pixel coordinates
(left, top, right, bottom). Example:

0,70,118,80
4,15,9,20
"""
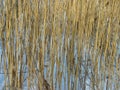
0,0,120,90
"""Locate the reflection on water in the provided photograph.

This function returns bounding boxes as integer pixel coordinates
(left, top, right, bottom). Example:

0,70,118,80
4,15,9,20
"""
0,37,120,90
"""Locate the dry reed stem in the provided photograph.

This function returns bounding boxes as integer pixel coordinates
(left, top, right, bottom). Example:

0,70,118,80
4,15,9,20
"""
0,0,119,90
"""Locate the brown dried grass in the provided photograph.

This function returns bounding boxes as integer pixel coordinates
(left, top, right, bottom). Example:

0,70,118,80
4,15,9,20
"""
0,0,120,90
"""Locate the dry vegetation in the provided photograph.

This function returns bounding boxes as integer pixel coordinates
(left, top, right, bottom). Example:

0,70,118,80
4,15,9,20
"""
0,0,120,90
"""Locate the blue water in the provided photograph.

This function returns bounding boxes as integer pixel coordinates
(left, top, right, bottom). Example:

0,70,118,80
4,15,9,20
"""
0,40,4,89
0,74,4,89
0,37,120,90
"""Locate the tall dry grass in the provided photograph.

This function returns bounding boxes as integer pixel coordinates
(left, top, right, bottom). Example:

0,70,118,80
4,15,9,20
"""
0,0,120,90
